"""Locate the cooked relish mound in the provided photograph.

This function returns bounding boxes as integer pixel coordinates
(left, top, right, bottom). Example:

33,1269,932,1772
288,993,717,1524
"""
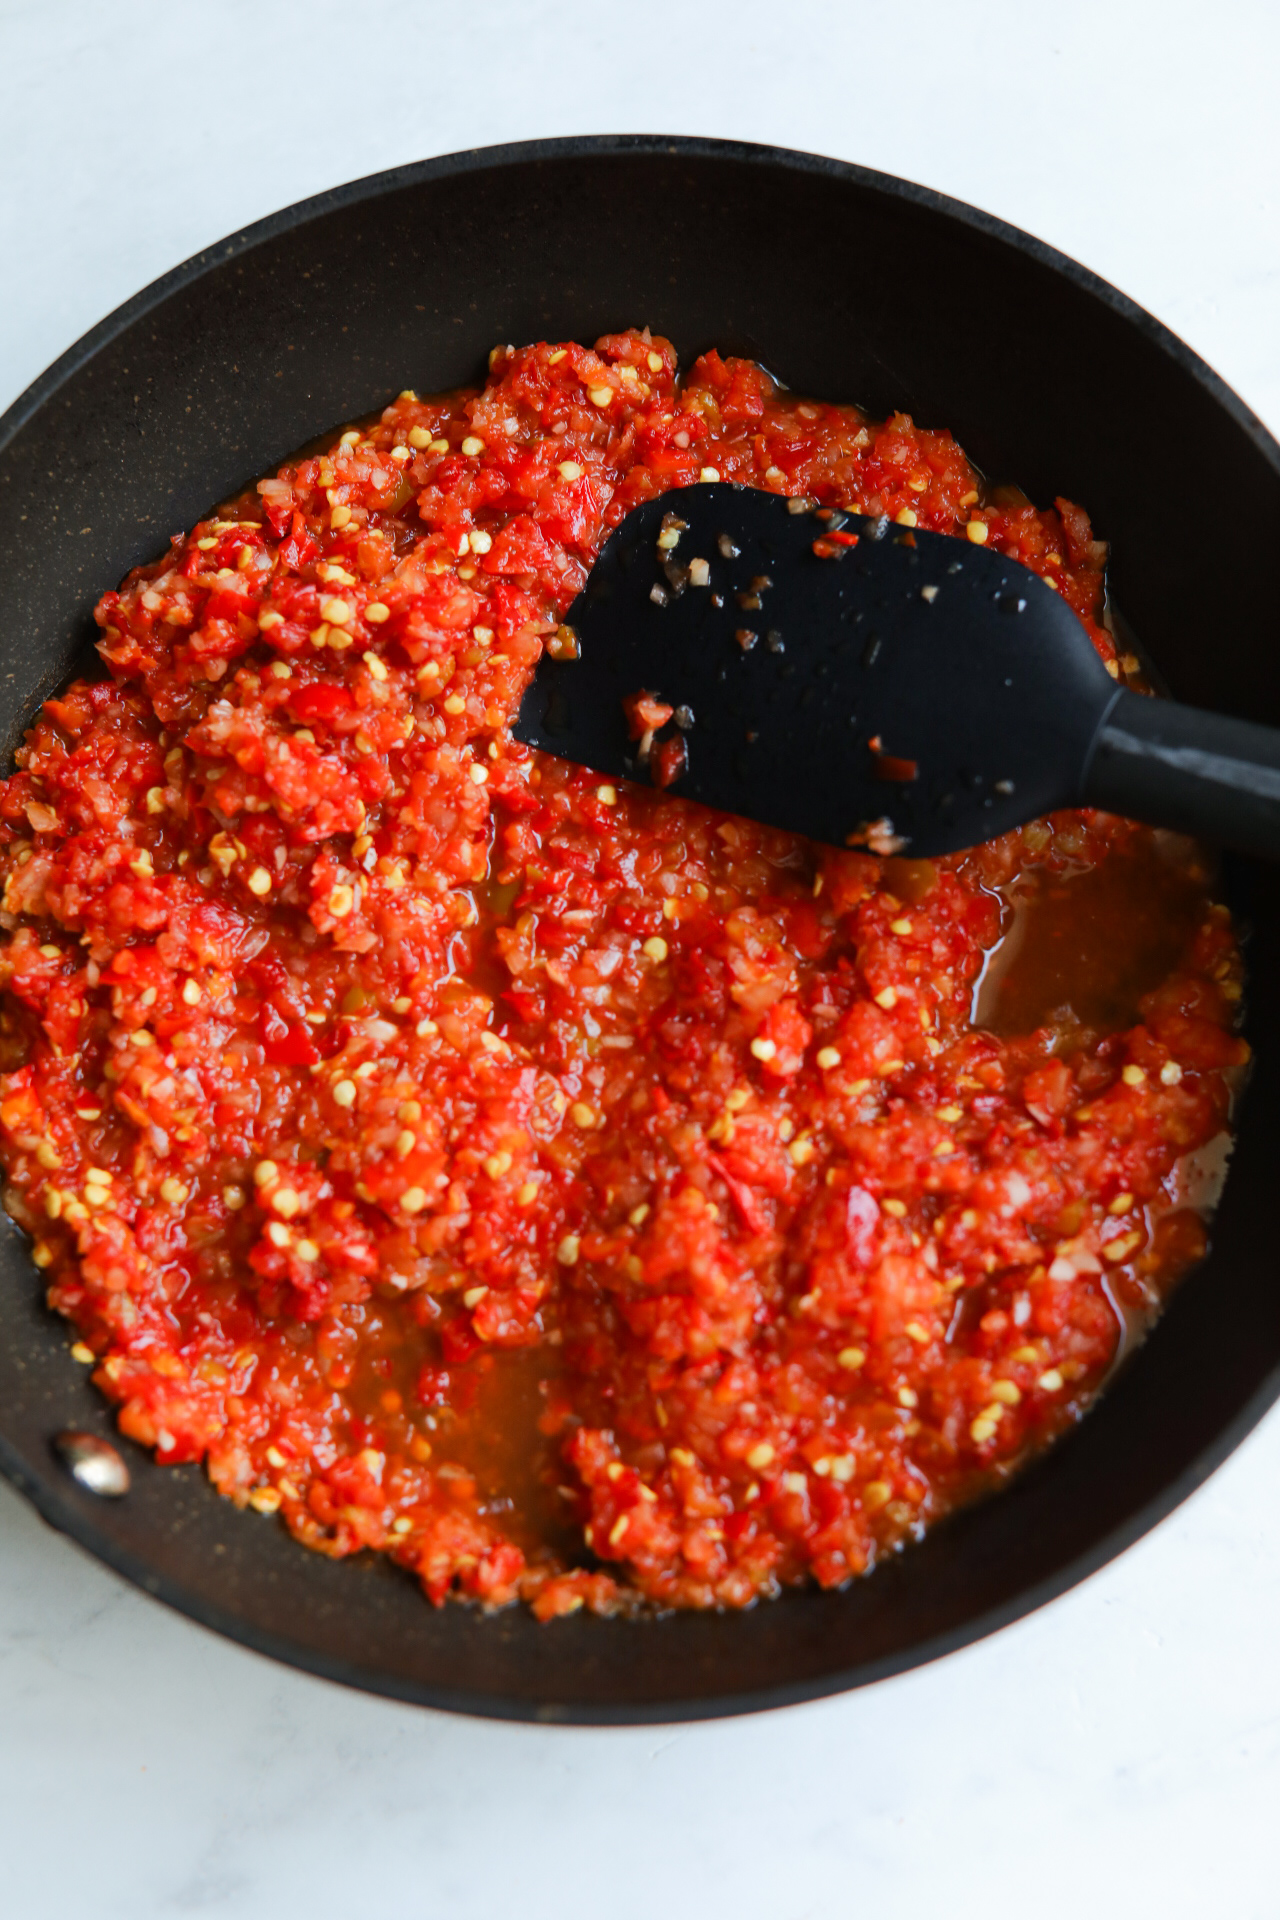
0,333,1247,1616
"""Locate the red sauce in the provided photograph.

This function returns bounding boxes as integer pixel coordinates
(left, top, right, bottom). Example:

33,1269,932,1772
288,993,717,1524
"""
0,333,1247,1616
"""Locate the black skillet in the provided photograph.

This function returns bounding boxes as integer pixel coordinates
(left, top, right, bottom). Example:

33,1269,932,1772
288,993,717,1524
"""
1,137,1278,1725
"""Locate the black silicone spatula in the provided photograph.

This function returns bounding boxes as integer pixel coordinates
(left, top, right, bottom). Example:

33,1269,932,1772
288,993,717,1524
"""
514,484,1280,860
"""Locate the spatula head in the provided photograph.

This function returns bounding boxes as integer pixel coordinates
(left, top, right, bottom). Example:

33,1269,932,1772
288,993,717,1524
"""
513,485,1117,857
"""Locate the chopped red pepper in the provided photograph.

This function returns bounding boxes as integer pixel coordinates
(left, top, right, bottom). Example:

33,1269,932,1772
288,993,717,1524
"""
650,734,687,789
0,330,1242,1622
623,690,675,739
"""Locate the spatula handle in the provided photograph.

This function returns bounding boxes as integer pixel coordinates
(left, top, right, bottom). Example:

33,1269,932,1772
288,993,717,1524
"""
1082,687,1280,858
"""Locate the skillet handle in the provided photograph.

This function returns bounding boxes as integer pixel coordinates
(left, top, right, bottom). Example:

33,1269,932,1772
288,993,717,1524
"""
1081,688,1280,859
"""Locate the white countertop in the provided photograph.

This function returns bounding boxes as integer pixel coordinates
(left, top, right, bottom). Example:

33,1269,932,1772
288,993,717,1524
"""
2,4,1278,1914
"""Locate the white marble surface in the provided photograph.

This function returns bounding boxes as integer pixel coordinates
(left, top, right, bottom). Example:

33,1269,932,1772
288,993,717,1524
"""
2,3,1278,1913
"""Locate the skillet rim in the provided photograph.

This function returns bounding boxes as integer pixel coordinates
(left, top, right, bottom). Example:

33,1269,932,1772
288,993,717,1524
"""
4,133,1277,468
6,1364,1280,1726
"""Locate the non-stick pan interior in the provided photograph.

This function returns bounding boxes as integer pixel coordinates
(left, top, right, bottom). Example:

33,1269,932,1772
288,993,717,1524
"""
2,137,1278,1721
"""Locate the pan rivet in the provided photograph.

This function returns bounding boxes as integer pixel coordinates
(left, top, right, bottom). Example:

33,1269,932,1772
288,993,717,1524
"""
53,1430,130,1498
